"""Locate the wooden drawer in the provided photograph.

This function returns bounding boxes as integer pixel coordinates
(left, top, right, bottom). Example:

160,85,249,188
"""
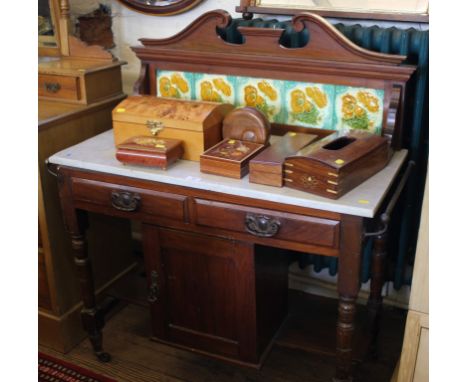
194,199,340,248
71,178,188,222
38,74,80,101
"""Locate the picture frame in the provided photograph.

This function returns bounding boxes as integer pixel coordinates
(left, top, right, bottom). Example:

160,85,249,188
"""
237,0,429,23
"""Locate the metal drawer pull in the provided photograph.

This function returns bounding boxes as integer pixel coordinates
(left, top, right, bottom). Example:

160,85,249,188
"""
147,271,159,303
111,190,140,212
245,213,281,238
44,82,61,93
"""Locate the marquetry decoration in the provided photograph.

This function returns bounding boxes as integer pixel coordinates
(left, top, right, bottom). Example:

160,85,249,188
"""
200,106,270,178
283,130,391,199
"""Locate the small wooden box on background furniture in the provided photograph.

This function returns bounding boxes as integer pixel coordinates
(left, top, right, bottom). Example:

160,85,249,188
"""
39,58,125,105
249,132,318,187
284,131,391,199
112,96,234,161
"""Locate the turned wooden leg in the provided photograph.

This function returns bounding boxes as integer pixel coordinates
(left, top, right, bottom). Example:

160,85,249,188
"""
335,296,358,382
367,231,387,359
57,170,110,362
334,215,363,382
72,232,110,362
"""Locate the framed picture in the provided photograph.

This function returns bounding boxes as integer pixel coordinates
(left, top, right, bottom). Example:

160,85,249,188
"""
237,0,429,22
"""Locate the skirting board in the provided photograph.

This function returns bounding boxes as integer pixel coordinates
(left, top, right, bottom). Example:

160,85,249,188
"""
289,264,410,308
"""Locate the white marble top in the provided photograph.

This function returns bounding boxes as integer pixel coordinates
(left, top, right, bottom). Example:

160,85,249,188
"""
48,130,408,218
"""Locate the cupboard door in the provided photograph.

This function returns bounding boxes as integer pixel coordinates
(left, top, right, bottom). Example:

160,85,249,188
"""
142,225,258,361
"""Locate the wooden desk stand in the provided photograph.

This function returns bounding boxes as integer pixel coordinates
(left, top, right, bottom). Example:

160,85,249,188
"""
50,8,416,381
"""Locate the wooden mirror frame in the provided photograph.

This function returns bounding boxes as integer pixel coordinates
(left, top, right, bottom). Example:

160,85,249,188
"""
237,0,429,23
117,0,203,16
39,0,63,56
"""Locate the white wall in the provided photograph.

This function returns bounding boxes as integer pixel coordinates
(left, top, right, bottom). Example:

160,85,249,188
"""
69,0,413,307
71,0,239,94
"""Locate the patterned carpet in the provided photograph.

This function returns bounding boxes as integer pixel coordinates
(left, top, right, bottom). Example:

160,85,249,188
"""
39,353,116,382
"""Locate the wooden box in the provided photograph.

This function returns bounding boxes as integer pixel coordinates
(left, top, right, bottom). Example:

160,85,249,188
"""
283,131,392,199
116,136,184,169
39,58,125,105
200,139,265,178
249,132,318,187
112,96,234,161
200,107,270,178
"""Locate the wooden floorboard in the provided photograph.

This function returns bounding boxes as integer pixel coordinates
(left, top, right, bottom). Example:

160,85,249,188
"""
39,288,405,382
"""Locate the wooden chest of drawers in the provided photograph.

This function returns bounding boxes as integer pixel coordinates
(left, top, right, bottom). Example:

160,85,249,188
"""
38,58,124,104
38,74,81,101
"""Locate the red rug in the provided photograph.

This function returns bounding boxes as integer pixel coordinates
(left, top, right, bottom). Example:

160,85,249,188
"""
39,352,117,382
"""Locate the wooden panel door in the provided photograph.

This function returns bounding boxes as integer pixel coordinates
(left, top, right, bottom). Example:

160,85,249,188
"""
142,225,259,362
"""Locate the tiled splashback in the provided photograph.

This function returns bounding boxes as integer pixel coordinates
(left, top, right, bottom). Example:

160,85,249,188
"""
157,70,384,134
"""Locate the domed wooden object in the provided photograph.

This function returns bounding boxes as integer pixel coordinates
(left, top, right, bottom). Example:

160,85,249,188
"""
222,107,270,144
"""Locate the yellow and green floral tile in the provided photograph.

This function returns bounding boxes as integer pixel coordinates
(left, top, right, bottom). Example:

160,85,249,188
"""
156,70,193,100
334,86,384,134
283,82,334,128
194,73,236,104
235,77,283,123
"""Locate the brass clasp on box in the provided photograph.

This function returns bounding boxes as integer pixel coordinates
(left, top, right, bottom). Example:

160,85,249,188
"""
146,120,164,136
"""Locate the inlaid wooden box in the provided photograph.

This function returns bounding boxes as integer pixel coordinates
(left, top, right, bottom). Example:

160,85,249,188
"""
112,96,234,161
200,107,270,178
249,132,318,187
284,131,392,199
116,136,184,169
200,139,265,178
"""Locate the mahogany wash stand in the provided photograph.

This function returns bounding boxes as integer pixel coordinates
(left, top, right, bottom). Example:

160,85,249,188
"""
48,10,415,382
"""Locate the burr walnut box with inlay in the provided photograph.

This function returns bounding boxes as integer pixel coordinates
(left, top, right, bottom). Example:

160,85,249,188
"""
284,131,392,199
112,96,234,161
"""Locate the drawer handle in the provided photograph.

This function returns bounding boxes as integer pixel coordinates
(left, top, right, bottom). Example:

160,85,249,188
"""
147,270,159,303
44,82,61,93
111,190,140,212
245,213,281,238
